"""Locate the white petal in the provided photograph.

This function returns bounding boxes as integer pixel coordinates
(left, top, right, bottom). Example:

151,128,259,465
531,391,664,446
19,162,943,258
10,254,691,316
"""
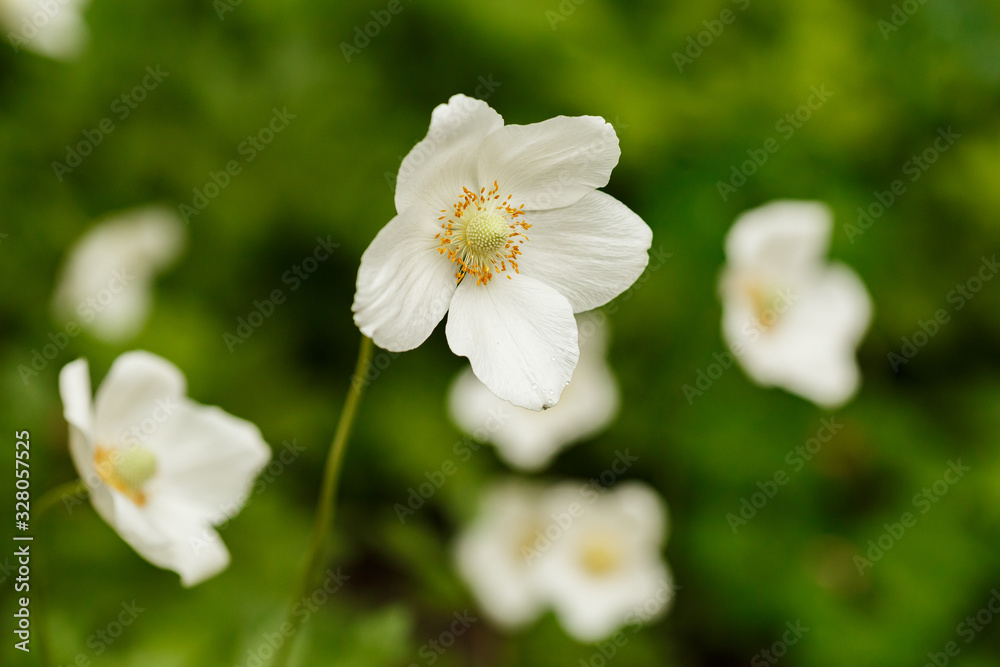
725,200,832,272
612,482,670,548
109,493,231,587
59,358,93,442
453,481,548,628
146,403,271,525
353,207,459,351
516,191,652,312
394,94,503,215
477,116,620,211
724,264,872,408
93,351,187,446
551,562,673,642
447,313,618,470
536,482,672,642
170,526,231,588
51,205,186,343
2,0,89,60
58,358,117,518
445,275,578,411
81,288,152,343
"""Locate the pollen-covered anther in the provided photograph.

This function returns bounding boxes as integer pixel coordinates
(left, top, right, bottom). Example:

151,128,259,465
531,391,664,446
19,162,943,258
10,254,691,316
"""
438,181,531,286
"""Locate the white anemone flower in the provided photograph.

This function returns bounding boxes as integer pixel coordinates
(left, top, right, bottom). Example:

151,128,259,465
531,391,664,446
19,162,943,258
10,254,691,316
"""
719,200,873,408
353,94,652,411
59,351,271,586
454,480,672,642
453,481,549,629
52,206,186,344
1,0,89,60
535,481,673,642
447,313,619,471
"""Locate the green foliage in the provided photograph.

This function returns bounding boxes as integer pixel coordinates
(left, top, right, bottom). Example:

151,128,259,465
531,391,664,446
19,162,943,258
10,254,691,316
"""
2,0,1000,665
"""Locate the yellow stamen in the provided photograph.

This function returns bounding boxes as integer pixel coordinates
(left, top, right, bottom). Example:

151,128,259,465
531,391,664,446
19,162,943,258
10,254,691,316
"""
437,180,530,286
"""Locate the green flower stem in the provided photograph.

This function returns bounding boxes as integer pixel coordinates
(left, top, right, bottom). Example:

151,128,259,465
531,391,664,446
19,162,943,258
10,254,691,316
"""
35,478,88,517
32,478,87,667
274,334,374,666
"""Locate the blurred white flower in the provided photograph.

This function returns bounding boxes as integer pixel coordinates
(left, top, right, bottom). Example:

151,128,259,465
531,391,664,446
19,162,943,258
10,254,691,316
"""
454,480,672,642
52,206,186,344
719,200,872,408
535,481,673,642
447,313,619,471
1,0,89,60
353,94,651,411
59,351,271,586
454,481,549,629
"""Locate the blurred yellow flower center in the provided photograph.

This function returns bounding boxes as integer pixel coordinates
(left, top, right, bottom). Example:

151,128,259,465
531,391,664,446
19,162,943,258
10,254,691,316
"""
94,445,157,506
579,536,624,576
747,283,788,332
437,180,531,286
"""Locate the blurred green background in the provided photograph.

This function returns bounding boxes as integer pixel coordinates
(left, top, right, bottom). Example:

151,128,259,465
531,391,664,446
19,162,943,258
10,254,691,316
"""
3,0,1000,665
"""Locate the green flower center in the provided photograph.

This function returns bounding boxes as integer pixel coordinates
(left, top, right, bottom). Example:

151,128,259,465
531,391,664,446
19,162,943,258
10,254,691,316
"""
464,210,509,258
116,447,158,488
94,446,158,505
